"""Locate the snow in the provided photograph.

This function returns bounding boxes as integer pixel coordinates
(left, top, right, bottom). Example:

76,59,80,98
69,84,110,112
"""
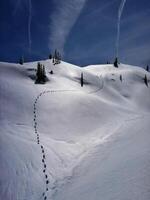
0,60,150,200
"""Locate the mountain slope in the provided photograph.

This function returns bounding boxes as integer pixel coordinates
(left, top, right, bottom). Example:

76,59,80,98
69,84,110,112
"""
0,60,150,200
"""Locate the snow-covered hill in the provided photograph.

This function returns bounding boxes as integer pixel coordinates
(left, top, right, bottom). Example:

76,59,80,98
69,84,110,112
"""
0,60,150,200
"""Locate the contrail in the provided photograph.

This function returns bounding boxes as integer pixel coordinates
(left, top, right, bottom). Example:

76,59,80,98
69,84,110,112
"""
28,0,32,52
13,0,21,16
12,0,32,52
49,0,87,55
116,0,127,58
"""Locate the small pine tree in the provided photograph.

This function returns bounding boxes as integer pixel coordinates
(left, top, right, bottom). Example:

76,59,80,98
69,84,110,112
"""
52,56,55,64
50,70,53,74
59,53,61,63
114,57,119,68
57,52,60,64
81,72,84,87
49,54,52,59
19,56,24,65
54,49,57,60
36,62,42,83
120,75,123,82
146,65,149,72
144,75,148,87
36,63,46,84
53,49,61,65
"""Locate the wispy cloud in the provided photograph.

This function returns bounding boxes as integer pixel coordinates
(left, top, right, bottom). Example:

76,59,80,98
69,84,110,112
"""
28,0,32,52
85,0,118,19
116,0,127,57
12,0,21,15
11,0,32,52
121,34,150,66
119,10,150,65
49,0,87,55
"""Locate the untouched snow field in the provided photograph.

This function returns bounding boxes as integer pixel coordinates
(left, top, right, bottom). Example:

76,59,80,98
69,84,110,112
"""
0,60,150,200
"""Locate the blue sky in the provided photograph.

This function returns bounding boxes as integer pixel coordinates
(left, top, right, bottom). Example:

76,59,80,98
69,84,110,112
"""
0,0,150,67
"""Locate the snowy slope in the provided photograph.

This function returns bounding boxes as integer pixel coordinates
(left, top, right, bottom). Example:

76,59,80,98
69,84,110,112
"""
0,60,150,200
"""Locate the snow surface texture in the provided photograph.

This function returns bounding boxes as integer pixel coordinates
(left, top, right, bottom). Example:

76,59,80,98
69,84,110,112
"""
0,60,150,200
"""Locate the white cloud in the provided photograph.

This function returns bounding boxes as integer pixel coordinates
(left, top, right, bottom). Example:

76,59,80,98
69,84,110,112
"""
49,0,87,55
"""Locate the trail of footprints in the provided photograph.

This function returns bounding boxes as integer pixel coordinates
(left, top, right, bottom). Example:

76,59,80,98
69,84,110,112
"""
33,90,72,200
33,91,51,200
33,88,99,199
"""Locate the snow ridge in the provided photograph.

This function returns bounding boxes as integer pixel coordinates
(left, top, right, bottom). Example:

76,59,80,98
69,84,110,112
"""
0,61,150,200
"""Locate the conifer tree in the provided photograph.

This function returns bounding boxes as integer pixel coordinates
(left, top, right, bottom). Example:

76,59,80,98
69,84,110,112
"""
50,70,53,74
53,49,61,65
144,75,148,87
120,75,123,82
19,56,24,65
57,52,59,64
114,57,119,68
54,49,57,60
36,62,42,83
52,56,55,64
49,54,52,59
146,65,149,72
58,52,61,63
81,72,84,87
35,63,47,84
